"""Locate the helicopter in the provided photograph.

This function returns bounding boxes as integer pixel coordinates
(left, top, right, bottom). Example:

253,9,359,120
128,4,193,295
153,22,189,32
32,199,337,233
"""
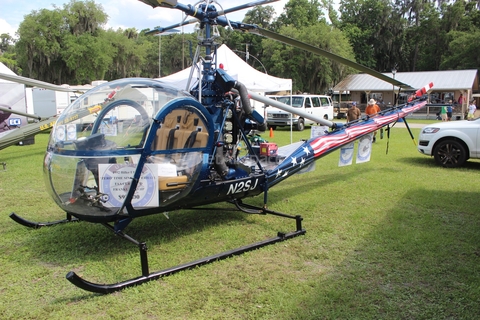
0,75,92,152
1,0,433,294
0,104,63,152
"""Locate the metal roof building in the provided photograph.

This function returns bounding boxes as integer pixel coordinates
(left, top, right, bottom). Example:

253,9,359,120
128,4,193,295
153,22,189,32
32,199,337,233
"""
333,69,478,92
332,69,478,115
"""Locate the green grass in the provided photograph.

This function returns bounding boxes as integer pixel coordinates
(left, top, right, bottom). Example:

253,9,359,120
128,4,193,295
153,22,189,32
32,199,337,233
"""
1,126,479,319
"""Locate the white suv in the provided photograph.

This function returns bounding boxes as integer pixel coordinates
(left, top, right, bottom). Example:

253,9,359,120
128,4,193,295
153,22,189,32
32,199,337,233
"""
417,118,480,167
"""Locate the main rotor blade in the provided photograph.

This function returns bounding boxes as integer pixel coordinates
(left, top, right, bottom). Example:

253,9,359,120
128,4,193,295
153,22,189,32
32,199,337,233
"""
0,73,75,92
137,0,178,8
235,25,414,90
146,19,198,34
217,0,280,16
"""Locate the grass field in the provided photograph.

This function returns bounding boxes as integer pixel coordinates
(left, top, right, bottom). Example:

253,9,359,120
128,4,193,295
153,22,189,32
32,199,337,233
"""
1,123,479,319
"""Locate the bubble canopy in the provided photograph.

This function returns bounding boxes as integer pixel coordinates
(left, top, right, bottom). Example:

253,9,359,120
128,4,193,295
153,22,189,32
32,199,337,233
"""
43,78,195,220
47,78,189,154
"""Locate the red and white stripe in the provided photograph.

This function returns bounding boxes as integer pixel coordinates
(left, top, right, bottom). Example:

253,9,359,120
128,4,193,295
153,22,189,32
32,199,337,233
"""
309,100,428,157
414,82,434,97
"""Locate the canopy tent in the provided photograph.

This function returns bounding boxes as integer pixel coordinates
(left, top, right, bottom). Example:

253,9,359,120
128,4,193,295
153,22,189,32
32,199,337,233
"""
0,63,28,133
0,62,17,82
157,44,292,93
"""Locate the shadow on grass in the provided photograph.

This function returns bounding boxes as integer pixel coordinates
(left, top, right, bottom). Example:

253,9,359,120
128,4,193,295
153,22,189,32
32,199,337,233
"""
23,204,249,264
401,155,480,170
285,188,480,319
15,166,375,297
14,162,403,299
267,165,377,199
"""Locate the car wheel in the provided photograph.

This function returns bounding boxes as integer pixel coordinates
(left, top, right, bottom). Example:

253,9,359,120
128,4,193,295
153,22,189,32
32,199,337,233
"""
296,118,305,131
268,125,277,130
433,139,467,168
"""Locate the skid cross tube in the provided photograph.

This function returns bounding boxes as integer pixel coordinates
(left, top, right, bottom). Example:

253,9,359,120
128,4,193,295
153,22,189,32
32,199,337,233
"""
66,205,306,294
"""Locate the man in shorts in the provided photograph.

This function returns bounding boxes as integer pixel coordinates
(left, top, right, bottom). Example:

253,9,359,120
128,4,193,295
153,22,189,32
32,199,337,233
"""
365,99,381,142
468,99,476,120
446,100,453,121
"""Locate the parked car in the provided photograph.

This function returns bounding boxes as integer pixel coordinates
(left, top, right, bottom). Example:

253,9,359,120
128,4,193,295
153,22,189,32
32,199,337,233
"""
417,118,480,168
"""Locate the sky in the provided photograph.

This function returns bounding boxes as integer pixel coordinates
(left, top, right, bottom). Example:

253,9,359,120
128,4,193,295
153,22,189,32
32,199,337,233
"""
0,0,289,37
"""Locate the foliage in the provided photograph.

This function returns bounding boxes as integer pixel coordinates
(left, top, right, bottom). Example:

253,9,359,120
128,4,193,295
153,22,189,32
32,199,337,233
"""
275,0,326,28
0,33,15,53
339,0,397,70
4,0,480,92
243,4,277,28
15,8,68,83
339,0,480,73
440,30,480,69
262,24,356,93
0,52,19,74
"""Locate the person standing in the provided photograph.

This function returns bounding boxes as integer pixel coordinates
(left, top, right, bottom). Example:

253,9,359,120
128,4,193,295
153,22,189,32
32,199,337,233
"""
346,101,361,122
467,99,476,120
458,94,466,115
447,100,453,121
440,104,447,121
365,98,381,142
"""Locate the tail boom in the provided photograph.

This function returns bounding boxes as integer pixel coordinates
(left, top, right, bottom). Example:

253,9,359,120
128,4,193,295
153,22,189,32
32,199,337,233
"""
310,100,427,157
265,99,428,185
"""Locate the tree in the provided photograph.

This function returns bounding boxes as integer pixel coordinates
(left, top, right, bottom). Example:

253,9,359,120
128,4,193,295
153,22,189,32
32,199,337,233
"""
15,8,67,83
339,0,395,71
403,3,444,71
275,0,326,29
15,0,110,84
438,0,480,69
62,31,113,83
243,5,276,29
262,24,356,93
0,33,14,53
272,0,325,30
0,53,19,74
440,30,480,69
63,0,108,36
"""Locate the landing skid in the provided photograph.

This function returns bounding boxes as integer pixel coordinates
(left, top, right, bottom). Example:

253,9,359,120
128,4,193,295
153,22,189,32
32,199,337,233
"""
9,212,79,229
67,202,306,294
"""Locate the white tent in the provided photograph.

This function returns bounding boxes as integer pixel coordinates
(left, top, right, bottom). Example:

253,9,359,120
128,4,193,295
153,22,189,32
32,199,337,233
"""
157,44,292,93
0,63,28,132
0,62,17,82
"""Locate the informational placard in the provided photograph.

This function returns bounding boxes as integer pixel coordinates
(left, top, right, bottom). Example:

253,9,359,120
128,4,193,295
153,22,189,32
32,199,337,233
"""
99,122,117,136
99,163,159,208
55,125,66,141
157,163,177,177
311,125,329,138
339,142,354,166
356,134,373,164
54,124,77,141
67,123,77,140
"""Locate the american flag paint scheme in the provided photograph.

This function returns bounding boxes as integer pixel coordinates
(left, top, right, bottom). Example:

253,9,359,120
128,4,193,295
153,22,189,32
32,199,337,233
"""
266,99,428,186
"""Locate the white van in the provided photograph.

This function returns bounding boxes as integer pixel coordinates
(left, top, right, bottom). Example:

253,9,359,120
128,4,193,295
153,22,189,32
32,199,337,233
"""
265,94,334,131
